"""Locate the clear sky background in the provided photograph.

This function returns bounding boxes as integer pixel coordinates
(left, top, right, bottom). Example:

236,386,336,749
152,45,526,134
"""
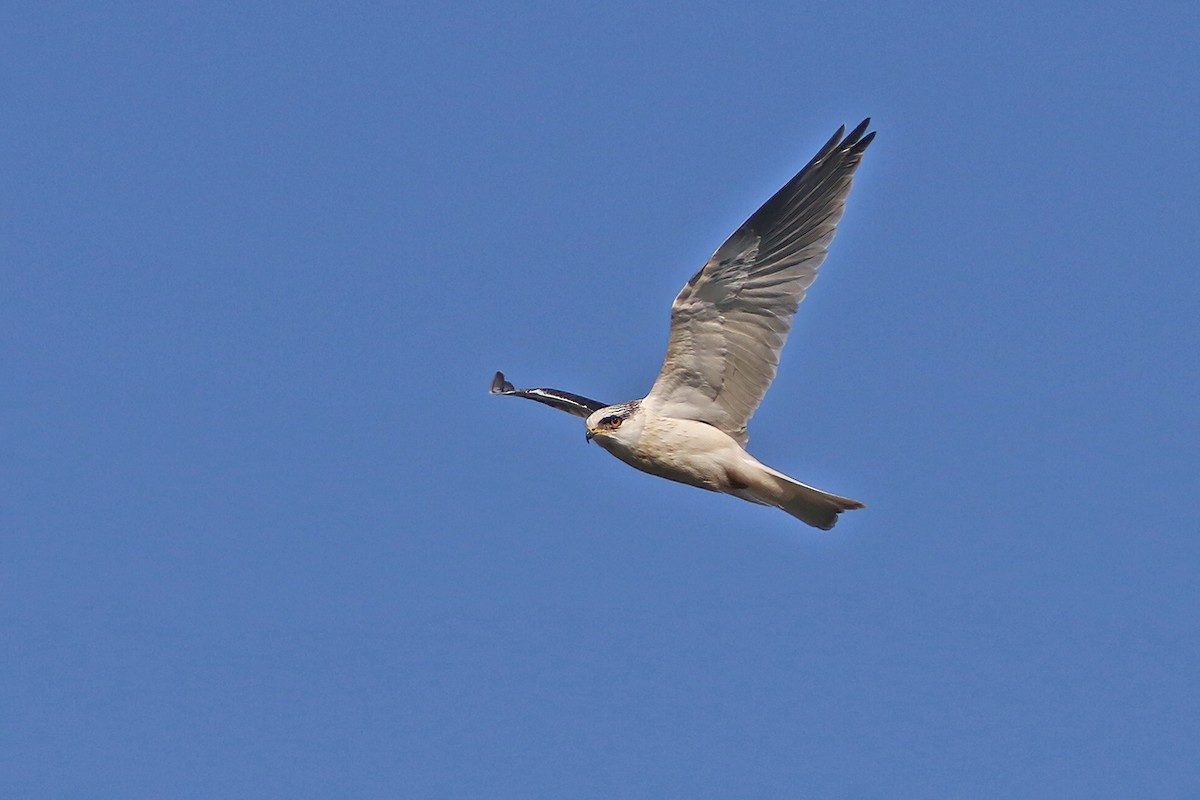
4,2,1198,797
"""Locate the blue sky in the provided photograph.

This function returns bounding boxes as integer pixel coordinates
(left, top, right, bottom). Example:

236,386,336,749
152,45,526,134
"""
3,2,1198,797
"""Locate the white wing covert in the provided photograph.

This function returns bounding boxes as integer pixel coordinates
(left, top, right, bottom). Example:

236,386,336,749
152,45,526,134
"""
644,120,875,444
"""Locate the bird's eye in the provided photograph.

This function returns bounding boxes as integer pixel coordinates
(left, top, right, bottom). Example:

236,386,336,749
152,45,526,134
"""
601,415,623,428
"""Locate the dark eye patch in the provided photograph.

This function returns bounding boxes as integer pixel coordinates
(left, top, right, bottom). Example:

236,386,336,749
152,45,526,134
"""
600,415,623,428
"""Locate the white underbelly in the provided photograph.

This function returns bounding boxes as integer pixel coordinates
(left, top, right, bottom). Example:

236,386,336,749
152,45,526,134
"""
599,416,751,493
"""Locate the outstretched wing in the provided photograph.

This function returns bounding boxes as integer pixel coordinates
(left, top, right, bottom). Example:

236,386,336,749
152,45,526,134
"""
644,120,874,444
489,371,607,419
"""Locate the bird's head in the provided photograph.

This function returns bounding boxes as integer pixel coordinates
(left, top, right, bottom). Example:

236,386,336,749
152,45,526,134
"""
585,401,642,447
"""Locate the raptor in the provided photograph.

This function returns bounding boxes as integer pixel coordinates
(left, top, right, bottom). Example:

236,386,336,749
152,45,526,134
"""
492,121,874,529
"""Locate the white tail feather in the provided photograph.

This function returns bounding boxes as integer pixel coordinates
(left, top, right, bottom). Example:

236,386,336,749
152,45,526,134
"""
754,466,864,530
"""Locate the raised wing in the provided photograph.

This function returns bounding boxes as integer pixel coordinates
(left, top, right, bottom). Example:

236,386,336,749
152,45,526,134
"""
489,371,607,419
644,120,874,444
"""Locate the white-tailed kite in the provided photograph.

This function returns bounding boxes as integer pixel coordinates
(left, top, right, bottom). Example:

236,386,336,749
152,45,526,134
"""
492,120,874,529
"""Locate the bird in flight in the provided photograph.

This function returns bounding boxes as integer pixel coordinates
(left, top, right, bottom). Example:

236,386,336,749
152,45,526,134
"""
492,120,874,529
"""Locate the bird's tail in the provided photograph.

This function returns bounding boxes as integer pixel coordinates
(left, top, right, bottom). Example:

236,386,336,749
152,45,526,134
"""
755,466,864,530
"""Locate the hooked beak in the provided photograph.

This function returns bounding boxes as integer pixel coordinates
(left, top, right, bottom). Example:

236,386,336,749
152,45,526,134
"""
585,429,594,444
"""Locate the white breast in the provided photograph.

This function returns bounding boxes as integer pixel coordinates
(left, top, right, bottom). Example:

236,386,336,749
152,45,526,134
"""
596,409,752,493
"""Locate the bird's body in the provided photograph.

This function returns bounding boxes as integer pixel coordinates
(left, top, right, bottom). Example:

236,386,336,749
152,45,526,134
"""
584,401,863,530
492,120,875,529
589,403,742,493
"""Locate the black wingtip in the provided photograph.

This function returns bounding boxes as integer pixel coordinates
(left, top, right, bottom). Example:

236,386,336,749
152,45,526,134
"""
837,119,875,160
809,119,876,171
490,371,514,395
847,118,871,140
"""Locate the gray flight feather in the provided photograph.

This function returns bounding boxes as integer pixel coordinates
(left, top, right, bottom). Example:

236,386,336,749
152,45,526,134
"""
646,120,874,445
